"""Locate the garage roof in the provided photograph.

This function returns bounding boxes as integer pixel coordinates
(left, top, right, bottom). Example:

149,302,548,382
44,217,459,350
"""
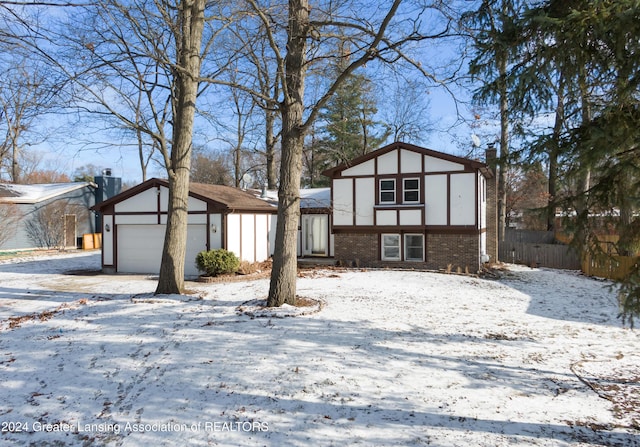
92,178,277,213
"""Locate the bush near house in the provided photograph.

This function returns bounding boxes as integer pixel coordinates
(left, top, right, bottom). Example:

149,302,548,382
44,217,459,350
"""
195,249,240,277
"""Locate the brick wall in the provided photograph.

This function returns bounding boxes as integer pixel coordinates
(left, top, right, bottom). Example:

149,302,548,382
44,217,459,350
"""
335,232,481,272
426,233,479,272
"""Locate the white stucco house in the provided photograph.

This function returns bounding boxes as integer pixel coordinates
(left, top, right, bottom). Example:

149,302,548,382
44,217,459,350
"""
92,178,277,277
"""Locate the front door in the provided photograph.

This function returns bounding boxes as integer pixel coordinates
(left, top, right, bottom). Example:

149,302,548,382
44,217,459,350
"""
302,215,328,256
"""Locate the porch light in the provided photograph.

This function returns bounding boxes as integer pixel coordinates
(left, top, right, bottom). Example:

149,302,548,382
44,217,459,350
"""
211,224,217,233
105,224,111,232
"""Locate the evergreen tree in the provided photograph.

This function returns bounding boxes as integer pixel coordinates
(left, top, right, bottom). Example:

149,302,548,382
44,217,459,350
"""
310,52,388,185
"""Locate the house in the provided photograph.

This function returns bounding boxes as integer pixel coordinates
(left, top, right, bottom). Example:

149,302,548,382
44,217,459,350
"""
322,142,497,272
0,181,97,251
258,187,334,258
91,178,277,277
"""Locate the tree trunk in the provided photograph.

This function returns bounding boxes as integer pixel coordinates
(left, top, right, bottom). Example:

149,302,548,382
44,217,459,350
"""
547,75,564,231
267,0,308,307
497,49,509,242
265,109,277,189
155,0,205,295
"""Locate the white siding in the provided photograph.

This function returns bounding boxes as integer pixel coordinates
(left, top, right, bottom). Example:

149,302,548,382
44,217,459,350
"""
226,214,241,257
342,159,375,176
424,175,448,225
255,214,269,262
225,213,270,263
400,149,422,173
187,214,207,225
188,196,207,212
377,150,398,174
115,188,158,213
103,215,113,265
399,209,422,226
355,178,375,225
333,179,353,225
210,214,222,249
376,210,397,226
242,214,256,262
425,156,465,173
159,185,169,212
450,173,476,225
479,175,487,229
116,214,156,225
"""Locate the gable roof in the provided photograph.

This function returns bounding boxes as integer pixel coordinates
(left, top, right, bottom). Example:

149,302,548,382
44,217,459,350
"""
322,141,492,178
0,182,95,204
92,178,276,213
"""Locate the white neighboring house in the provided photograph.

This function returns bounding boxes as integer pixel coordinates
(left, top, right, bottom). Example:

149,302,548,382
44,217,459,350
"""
92,178,277,277
0,182,97,251
322,142,497,272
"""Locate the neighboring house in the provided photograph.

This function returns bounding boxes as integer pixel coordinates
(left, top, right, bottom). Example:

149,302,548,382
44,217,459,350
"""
322,142,497,272
91,178,277,277
0,182,97,251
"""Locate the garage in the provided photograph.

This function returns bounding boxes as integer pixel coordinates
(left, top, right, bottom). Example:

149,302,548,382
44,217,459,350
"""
92,178,277,276
116,224,207,277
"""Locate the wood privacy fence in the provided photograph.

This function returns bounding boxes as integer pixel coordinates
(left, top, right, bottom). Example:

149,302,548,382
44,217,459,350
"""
500,230,638,280
499,230,581,270
582,255,639,281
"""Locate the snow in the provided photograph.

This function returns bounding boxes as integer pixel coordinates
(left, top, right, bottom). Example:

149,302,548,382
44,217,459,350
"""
0,251,638,446
0,182,94,204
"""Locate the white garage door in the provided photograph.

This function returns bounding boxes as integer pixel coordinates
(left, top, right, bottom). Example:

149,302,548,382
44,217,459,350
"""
117,224,207,277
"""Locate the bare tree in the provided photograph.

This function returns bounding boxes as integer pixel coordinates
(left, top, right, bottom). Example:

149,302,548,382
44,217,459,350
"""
24,199,84,249
190,149,233,185
219,0,455,306
0,58,58,182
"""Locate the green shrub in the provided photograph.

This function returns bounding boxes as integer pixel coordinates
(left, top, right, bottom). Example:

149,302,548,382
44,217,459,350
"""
195,249,240,276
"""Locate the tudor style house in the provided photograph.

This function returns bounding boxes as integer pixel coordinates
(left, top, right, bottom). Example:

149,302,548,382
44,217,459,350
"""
322,142,497,272
90,142,496,277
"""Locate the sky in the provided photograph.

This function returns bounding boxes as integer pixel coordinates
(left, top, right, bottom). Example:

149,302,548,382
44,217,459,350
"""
11,1,497,186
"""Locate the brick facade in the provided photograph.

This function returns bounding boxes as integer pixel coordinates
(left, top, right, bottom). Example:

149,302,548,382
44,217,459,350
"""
334,232,481,272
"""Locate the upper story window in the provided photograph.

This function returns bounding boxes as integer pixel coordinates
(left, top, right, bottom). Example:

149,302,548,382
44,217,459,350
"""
403,178,420,203
379,179,396,204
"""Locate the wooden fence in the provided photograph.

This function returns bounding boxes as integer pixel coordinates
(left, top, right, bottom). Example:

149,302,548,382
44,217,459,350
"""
582,255,638,281
501,230,638,279
499,241,581,270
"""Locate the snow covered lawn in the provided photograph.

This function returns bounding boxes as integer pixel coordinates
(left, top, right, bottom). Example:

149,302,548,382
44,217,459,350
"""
0,251,638,446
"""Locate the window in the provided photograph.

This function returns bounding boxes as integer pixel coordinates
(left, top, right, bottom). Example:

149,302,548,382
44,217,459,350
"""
403,178,420,203
404,234,424,261
379,179,396,204
382,234,400,260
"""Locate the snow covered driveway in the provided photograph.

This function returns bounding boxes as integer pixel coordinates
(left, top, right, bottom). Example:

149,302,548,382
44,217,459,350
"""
0,251,638,446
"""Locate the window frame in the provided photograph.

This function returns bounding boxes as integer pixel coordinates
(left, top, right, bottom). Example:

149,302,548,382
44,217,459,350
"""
404,233,424,262
379,179,396,204
381,233,401,261
402,177,420,204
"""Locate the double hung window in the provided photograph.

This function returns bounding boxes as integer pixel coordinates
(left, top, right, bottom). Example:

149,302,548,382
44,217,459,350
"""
379,179,396,204
403,178,420,203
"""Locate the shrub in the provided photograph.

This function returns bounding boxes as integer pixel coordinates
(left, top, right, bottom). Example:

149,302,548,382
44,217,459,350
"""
195,249,240,277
